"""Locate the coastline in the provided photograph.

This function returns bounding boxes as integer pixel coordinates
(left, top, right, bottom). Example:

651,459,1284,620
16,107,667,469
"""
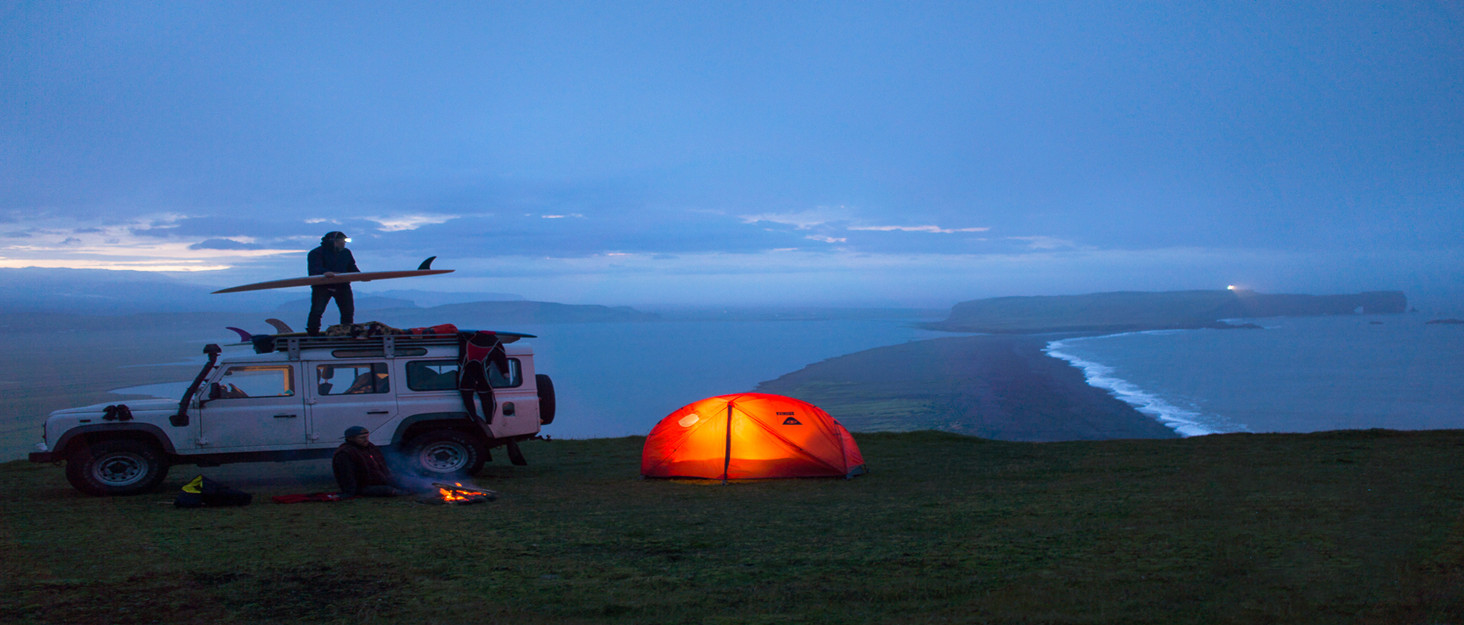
1044,333,1230,437
756,333,1178,442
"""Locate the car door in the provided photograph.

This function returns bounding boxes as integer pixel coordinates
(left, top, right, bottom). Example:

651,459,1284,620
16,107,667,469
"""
307,360,398,448
401,356,532,437
197,364,306,450
489,357,539,437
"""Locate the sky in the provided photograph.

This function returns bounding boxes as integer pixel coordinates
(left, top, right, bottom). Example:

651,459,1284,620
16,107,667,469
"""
2,2,1462,309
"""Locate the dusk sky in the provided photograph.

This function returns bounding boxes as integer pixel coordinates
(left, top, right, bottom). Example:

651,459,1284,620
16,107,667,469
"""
3,2,1461,308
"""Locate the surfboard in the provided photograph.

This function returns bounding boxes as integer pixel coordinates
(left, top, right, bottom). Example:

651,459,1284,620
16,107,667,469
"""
212,256,452,294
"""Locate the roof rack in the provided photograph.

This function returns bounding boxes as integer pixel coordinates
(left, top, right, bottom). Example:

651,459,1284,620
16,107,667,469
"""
253,333,460,358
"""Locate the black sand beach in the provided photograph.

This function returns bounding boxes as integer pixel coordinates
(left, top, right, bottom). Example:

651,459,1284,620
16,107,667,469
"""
757,334,1177,441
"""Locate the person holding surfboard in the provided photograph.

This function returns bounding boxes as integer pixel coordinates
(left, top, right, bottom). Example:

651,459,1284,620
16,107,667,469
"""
306,231,360,335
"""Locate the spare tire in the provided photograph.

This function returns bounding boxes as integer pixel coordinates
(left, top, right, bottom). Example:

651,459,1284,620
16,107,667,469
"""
536,374,556,425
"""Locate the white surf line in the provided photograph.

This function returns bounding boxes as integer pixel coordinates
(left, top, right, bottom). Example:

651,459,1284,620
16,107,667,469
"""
1044,334,1244,437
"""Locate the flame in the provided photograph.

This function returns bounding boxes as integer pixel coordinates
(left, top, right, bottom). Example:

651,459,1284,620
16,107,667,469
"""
437,482,480,503
438,487,470,502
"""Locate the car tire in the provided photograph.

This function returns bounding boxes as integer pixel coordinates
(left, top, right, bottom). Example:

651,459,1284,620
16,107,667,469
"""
403,430,486,477
65,439,170,496
536,374,556,425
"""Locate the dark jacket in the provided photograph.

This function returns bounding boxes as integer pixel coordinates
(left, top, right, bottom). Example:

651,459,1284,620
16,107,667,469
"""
308,245,360,277
332,442,395,495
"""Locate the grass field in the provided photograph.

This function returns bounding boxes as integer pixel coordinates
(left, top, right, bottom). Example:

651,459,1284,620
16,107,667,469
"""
4,430,1464,625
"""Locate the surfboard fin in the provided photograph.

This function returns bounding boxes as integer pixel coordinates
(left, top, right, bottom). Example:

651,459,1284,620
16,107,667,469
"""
265,318,294,334
418,256,437,270
226,327,252,341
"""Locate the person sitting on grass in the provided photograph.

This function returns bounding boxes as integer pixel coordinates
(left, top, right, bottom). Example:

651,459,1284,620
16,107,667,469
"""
333,426,406,498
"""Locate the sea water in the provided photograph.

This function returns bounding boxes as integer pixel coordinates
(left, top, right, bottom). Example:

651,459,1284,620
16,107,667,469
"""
0,317,947,460
1045,315,1464,436
463,318,949,439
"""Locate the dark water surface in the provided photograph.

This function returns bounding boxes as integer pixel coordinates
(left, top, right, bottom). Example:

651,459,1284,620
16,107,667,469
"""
3,317,948,460
1047,315,1464,435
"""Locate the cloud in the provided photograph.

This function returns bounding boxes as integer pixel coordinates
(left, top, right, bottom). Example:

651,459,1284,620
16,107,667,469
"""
1007,236,1079,250
739,207,856,230
437,244,1434,308
848,225,990,234
0,213,301,272
739,209,990,255
365,214,456,232
190,238,264,251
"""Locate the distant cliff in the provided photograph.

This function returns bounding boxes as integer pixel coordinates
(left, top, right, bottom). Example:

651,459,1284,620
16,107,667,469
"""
925,290,1407,334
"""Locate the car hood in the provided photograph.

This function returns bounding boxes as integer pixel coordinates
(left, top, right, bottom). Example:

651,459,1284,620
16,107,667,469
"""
50,398,178,417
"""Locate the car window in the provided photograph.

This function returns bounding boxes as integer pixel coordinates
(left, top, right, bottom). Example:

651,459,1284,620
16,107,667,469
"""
406,359,522,390
406,361,459,391
317,363,389,395
217,366,294,399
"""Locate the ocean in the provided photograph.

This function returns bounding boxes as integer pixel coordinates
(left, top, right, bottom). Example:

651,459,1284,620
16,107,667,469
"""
458,317,951,439
1045,315,1464,436
2,316,949,461
11,312,1461,461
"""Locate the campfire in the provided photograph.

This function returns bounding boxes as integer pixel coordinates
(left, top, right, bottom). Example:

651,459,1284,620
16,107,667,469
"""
430,482,497,505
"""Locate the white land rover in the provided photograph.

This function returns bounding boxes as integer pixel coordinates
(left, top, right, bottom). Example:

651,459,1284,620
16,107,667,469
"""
29,331,556,496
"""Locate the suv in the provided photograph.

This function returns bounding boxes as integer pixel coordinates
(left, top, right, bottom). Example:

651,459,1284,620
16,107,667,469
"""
29,331,556,496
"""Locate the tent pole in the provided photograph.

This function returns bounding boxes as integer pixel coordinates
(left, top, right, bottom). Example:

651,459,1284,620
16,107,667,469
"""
722,402,733,485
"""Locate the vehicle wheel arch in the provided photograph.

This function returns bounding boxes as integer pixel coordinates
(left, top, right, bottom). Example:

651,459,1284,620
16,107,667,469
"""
54,424,178,460
389,413,488,447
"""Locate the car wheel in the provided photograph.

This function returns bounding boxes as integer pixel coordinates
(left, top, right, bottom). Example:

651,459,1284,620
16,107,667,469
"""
65,439,170,496
404,430,486,477
536,374,556,425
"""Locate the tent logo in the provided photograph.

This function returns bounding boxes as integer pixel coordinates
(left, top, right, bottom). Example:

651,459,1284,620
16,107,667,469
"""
782,416,802,425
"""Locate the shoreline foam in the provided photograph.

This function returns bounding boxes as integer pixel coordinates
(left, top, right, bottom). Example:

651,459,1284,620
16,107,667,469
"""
757,334,1178,442
1044,336,1241,437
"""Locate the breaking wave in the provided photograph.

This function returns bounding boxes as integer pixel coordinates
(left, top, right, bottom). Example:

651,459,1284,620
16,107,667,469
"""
1045,336,1244,437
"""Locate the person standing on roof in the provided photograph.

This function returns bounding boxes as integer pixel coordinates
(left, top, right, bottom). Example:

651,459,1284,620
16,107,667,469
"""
306,231,360,336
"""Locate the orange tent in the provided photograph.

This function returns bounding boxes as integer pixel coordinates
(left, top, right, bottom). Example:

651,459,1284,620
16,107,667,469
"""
641,393,866,480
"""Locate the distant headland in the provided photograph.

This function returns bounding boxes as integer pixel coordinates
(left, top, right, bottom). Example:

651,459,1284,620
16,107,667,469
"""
761,289,1411,442
923,289,1408,334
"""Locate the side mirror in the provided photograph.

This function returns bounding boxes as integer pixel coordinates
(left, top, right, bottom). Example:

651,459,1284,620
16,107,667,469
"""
208,383,223,400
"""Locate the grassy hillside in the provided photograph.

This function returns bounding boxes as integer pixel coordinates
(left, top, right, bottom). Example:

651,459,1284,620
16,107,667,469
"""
4,430,1463,624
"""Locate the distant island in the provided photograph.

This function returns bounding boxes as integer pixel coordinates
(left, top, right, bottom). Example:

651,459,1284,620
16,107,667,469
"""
923,289,1408,334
